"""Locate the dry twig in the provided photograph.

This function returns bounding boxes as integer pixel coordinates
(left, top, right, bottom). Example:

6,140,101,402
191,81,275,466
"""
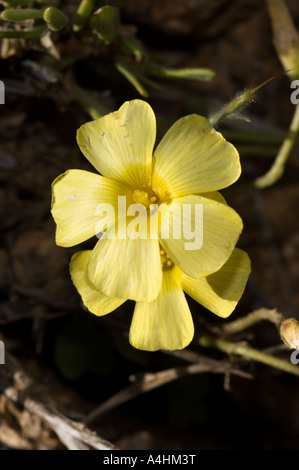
0,352,117,450
84,351,251,425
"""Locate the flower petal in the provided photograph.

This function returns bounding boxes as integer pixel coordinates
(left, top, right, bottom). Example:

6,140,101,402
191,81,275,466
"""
129,269,194,351
152,114,240,198
201,191,227,205
70,251,126,316
77,100,156,187
51,169,126,247
159,195,243,278
181,248,251,317
87,236,162,302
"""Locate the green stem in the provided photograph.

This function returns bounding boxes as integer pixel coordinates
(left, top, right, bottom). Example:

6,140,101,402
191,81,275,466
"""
73,85,109,120
73,0,95,32
3,0,34,6
114,60,149,98
199,335,299,377
0,24,46,38
222,308,283,335
146,64,215,82
254,103,299,188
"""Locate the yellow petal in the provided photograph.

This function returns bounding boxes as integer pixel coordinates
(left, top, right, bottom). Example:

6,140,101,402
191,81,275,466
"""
200,191,227,205
159,195,243,278
70,251,126,316
129,269,194,351
87,236,162,302
51,169,126,247
181,248,251,318
152,114,240,198
77,99,156,187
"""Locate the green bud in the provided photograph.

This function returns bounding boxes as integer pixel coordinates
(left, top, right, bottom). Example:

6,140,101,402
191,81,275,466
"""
73,0,95,32
43,7,68,31
1,8,43,21
209,75,277,126
90,6,120,44
280,318,299,349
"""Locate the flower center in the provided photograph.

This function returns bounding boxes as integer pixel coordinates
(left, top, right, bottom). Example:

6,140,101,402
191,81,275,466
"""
160,248,173,271
132,188,159,209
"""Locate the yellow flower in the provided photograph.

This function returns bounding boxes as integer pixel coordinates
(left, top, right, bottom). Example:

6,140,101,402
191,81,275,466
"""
51,99,243,302
70,248,251,351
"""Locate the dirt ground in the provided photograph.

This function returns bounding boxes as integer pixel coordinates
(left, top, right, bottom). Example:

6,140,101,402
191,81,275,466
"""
1,0,299,450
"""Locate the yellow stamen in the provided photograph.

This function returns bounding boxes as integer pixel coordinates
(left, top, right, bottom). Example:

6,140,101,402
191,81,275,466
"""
132,189,158,209
160,247,174,271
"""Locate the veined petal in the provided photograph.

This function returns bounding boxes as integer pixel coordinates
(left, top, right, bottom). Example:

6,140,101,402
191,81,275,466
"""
51,169,126,247
201,191,227,205
152,114,240,198
77,100,156,187
181,248,251,318
159,195,243,279
129,269,194,351
87,236,162,302
70,251,126,316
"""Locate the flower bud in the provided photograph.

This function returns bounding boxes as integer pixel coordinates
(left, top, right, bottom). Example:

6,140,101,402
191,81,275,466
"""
43,7,68,32
90,6,120,44
280,318,299,349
